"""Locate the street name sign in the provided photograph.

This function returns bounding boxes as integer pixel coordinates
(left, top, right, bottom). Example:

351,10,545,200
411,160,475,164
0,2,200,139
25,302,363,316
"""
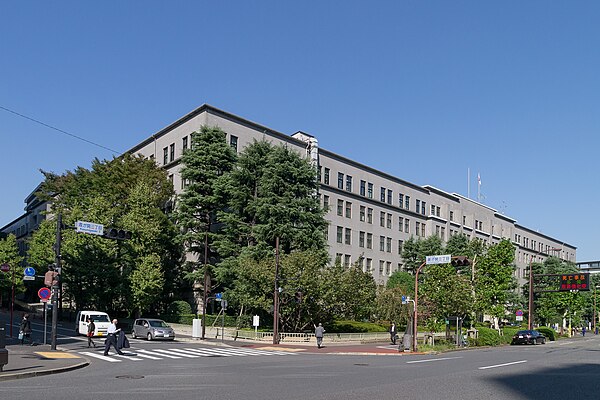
75,221,104,236
426,255,452,265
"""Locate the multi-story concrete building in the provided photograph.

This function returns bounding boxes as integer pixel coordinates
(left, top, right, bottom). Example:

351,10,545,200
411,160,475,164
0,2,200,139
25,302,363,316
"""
2,104,576,288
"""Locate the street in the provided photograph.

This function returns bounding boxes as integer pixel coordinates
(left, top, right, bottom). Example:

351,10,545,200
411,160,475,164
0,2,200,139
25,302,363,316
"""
2,317,600,400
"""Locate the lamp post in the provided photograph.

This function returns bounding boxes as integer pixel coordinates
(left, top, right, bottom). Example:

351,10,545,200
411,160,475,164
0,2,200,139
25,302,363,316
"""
273,236,280,345
528,247,561,330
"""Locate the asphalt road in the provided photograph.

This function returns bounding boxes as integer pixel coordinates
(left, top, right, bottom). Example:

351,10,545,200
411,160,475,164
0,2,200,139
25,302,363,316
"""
2,328,600,400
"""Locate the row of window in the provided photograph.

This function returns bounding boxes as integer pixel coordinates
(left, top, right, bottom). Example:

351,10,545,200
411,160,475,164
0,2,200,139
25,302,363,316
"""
334,253,397,277
160,134,239,166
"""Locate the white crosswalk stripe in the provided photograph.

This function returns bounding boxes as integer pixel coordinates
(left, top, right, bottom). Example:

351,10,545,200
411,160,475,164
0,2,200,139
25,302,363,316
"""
79,346,295,363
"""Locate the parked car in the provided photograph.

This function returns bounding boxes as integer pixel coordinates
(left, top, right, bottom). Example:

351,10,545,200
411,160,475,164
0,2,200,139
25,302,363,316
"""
131,318,175,341
511,329,546,345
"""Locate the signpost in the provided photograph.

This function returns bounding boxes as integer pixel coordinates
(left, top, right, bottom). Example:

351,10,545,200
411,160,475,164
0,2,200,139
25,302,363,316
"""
23,267,36,281
39,287,51,345
75,221,104,236
0,263,9,273
426,255,451,265
516,310,523,322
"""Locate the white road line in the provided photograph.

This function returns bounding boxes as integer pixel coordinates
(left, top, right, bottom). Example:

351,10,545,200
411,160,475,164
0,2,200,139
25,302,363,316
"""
137,349,182,359
151,348,199,358
134,352,163,360
181,348,224,357
478,360,527,370
184,348,235,357
80,351,122,362
406,356,463,364
115,354,144,361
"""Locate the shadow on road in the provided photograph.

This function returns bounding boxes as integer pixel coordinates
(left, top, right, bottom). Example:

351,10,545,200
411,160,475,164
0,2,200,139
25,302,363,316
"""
486,363,600,398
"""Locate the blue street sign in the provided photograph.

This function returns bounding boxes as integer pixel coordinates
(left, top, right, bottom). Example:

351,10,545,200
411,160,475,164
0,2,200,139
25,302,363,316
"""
215,292,223,300
401,295,407,305
24,267,36,277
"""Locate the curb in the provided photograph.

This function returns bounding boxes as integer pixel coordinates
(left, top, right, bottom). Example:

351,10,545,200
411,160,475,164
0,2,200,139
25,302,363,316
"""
0,360,89,382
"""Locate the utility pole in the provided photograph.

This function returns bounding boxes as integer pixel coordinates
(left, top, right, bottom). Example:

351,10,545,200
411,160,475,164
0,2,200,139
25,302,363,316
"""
51,214,62,350
202,230,208,340
273,237,280,345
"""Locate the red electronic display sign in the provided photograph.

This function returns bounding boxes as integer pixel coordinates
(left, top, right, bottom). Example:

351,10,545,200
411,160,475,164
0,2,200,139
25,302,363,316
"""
560,274,590,292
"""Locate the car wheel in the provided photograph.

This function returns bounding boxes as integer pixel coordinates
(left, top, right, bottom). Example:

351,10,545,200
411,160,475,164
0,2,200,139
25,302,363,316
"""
132,330,137,339
542,338,546,344
147,332,153,341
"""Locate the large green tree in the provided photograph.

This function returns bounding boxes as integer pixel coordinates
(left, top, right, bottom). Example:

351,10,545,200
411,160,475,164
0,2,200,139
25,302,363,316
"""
0,234,25,306
28,154,180,316
176,126,237,303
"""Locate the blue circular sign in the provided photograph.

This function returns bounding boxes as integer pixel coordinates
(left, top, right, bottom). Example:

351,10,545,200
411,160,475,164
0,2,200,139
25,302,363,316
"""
24,267,36,277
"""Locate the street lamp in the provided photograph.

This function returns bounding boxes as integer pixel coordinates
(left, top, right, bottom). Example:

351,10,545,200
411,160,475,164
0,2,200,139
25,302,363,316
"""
528,247,561,330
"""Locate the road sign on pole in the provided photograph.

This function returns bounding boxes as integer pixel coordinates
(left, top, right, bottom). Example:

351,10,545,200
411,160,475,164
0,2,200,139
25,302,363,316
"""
75,221,104,236
0,263,10,273
24,267,35,277
426,255,452,265
38,287,51,301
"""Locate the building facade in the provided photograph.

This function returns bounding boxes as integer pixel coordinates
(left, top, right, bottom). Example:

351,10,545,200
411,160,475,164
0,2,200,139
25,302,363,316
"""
124,104,576,286
3,104,577,288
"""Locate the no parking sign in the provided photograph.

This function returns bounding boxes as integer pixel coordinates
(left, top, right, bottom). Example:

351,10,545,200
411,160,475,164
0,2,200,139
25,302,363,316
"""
38,287,51,302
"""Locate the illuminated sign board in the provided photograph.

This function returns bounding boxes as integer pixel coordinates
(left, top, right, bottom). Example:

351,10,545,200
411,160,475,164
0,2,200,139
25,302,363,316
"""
560,274,590,292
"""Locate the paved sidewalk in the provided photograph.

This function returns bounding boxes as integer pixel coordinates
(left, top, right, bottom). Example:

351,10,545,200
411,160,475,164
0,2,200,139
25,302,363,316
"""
0,338,88,381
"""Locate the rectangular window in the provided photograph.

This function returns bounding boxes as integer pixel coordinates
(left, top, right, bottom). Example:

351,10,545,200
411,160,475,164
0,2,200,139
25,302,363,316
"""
336,226,343,243
360,205,365,222
344,254,351,268
421,202,426,216
399,193,404,209
367,183,373,199
450,211,454,221
405,196,410,210
387,189,392,205
337,199,343,216
441,226,445,239
323,195,329,210
380,187,386,202
366,258,373,273
399,217,404,232
338,172,344,189
345,228,351,245
229,135,238,152
436,206,441,217
169,143,175,162
367,233,373,249
416,199,420,213
346,175,352,192
324,225,329,241
324,168,330,185
431,205,435,215
463,215,467,225
386,213,392,229
398,240,403,255
360,180,366,196
345,202,352,218
379,260,385,275
367,208,373,224
405,218,410,233
421,223,425,237
380,236,385,251
386,237,392,253
386,261,391,276
163,147,168,165
182,136,188,151
380,211,385,227
359,231,365,248
415,222,420,236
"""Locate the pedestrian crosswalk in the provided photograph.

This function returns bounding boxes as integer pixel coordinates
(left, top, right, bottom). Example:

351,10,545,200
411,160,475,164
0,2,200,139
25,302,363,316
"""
79,346,296,362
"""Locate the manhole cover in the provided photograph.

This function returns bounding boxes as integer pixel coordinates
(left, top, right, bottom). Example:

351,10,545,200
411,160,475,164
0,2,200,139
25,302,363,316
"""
116,375,145,380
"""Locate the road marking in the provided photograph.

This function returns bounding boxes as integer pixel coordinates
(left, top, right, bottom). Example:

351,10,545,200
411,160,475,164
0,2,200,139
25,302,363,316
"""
406,356,463,364
80,351,122,362
478,360,527,370
151,348,199,358
134,352,163,360
36,352,81,359
137,349,182,359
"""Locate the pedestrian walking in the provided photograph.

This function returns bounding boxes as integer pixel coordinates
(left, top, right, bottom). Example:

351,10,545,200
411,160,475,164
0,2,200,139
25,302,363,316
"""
19,313,33,345
582,326,586,337
390,322,397,345
315,323,325,349
87,317,96,348
103,319,124,356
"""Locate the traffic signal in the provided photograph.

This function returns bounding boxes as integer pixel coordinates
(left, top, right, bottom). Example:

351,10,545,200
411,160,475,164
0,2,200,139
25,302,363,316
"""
103,228,132,240
451,256,470,267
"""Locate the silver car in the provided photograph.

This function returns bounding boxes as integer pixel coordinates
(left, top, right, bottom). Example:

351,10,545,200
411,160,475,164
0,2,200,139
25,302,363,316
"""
131,318,175,341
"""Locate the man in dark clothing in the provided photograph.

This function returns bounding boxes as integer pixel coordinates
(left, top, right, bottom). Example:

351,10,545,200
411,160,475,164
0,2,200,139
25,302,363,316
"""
19,314,32,345
104,319,124,356
390,322,397,345
315,323,325,349
87,317,96,348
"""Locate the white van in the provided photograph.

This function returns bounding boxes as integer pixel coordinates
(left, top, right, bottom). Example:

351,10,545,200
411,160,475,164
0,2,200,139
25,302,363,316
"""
75,311,111,337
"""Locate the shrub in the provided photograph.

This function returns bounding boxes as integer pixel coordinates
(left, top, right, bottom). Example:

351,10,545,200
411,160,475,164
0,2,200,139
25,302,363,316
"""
474,327,501,346
163,301,193,323
331,320,389,333
536,326,556,341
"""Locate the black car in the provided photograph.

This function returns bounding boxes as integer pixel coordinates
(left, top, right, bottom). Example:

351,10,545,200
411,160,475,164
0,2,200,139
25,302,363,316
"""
511,329,546,345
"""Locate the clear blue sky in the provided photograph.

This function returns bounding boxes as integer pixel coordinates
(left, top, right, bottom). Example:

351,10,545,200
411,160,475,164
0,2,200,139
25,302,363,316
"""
1,2,598,261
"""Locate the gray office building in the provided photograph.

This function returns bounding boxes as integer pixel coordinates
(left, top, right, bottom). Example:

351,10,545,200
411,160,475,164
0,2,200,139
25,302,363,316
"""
3,104,576,288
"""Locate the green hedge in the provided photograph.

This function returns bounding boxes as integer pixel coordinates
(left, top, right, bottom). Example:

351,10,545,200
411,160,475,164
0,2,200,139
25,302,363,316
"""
473,327,502,346
330,320,389,333
536,326,556,341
